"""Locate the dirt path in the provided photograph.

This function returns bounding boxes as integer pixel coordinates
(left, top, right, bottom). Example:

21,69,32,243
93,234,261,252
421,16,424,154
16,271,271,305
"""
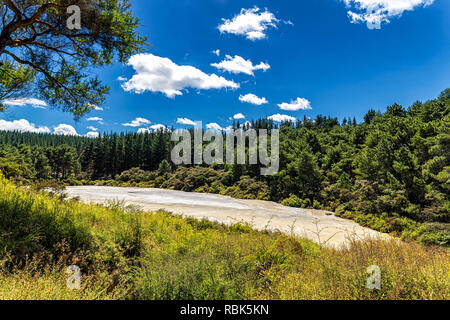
65,186,390,248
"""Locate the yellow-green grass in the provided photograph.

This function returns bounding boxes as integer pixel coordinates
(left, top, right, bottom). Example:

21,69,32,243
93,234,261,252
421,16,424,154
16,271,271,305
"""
0,174,449,300
0,264,122,300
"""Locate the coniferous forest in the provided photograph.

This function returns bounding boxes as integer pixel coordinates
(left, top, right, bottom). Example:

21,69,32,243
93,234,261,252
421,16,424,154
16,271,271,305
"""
1,90,449,246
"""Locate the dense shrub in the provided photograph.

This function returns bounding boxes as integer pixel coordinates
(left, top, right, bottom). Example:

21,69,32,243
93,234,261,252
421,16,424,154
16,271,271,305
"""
282,195,303,208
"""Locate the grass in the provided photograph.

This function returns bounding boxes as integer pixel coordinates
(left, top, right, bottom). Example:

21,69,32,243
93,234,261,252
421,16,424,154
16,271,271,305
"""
0,173,449,300
0,262,122,300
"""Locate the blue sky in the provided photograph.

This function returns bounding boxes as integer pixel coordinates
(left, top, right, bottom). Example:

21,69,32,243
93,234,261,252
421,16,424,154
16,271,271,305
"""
1,0,449,136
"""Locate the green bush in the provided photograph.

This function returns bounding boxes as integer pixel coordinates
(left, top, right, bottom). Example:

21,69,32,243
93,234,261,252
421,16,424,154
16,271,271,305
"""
302,198,312,208
281,195,303,208
313,200,321,209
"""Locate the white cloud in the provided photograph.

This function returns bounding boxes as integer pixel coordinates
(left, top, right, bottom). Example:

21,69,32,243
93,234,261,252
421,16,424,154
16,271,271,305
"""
54,124,78,136
239,93,268,105
138,124,168,134
212,49,220,56
211,55,270,76
278,97,312,111
0,119,101,137
117,76,128,81
86,103,103,111
87,117,103,122
150,124,167,131
218,7,280,40
206,123,233,132
343,0,435,29
87,126,98,131
137,128,150,134
3,98,48,109
177,118,196,126
85,131,100,138
122,117,151,127
206,123,223,131
268,114,296,122
0,119,50,133
122,54,239,98
233,113,246,120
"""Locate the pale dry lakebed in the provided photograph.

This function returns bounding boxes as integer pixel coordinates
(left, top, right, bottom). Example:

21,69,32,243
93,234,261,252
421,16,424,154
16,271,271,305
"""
65,186,389,248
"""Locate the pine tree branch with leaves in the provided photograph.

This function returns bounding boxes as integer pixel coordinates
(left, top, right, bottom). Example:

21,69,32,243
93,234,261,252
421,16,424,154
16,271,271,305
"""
0,0,147,118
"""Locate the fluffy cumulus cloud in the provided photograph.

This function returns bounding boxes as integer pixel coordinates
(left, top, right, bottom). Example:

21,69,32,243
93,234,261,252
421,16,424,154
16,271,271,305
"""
0,119,50,133
87,126,98,131
205,123,232,132
268,114,296,122
206,123,223,131
0,119,99,137
278,97,312,111
2,98,48,109
212,49,220,56
177,118,197,126
218,7,280,40
138,124,168,134
211,55,270,76
85,131,100,138
137,128,150,134
150,124,167,131
53,124,78,136
239,93,268,105
122,117,151,127
233,113,246,120
122,54,239,98
343,0,435,29
86,103,103,111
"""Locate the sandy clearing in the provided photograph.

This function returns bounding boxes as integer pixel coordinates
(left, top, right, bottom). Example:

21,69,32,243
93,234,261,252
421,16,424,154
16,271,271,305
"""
65,186,390,248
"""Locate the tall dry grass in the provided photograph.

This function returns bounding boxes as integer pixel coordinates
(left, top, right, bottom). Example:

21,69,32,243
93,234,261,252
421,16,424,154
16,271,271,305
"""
0,173,448,300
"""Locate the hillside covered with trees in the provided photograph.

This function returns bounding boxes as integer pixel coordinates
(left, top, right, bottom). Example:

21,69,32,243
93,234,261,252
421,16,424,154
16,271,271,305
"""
0,89,449,246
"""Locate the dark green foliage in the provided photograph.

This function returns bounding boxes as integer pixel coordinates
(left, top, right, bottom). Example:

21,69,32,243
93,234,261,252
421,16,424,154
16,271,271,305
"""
0,1,146,117
157,160,172,176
